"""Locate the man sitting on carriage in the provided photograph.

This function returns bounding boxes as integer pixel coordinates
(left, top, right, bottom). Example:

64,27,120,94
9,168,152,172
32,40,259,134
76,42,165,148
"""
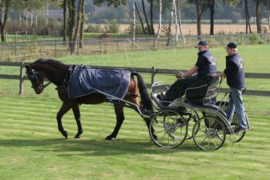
157,40,217,102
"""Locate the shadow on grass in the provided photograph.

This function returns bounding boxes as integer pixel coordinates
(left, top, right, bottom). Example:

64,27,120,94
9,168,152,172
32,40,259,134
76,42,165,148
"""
0,138,200,156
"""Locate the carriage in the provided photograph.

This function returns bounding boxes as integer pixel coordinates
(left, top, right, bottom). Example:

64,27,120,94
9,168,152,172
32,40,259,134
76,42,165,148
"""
147,77,251,150
26,59,251,151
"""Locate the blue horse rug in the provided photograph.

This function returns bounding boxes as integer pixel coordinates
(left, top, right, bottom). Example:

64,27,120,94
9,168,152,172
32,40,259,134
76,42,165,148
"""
68,65,131,99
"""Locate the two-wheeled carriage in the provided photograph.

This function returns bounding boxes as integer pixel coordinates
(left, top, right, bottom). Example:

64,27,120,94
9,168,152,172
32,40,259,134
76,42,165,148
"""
148,77,251,150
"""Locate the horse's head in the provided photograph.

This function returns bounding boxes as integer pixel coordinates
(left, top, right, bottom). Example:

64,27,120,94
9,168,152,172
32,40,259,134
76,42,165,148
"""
25,65,46,94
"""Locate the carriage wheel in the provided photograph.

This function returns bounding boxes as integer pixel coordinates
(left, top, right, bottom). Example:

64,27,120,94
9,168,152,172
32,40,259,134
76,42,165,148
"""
149,110,188,148
216,101,246,143
227,114,246,142
192,116,226,151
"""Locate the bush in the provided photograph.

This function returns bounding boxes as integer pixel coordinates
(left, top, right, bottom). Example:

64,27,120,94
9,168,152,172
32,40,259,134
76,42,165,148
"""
125,22,145,35
5,18,62,36
85,24,104,33
104,19,120,33
249,33,264,44
231,12,241,24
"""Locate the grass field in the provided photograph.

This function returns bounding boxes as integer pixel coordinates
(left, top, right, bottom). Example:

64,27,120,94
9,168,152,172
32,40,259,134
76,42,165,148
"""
1,45,270,179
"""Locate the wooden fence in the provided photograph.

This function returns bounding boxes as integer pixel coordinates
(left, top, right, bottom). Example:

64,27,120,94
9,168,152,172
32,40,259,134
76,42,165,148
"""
1,61,270,96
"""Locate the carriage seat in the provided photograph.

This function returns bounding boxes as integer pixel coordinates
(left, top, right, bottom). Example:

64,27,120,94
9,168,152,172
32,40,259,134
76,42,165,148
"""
185,76,219,105
151,82,186,112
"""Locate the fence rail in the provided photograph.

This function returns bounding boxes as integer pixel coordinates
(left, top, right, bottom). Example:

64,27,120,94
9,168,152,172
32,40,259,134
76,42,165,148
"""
0,62,270,97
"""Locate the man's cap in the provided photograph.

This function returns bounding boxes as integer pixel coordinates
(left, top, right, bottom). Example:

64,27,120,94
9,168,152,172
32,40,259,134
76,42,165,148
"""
195,40,208,48
226,42,237,49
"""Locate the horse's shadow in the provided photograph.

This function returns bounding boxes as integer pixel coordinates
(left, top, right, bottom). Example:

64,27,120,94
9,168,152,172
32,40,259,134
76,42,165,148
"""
0,138,200,156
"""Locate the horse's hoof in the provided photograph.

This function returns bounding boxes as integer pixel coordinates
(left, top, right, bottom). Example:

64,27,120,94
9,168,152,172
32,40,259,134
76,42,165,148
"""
62,131,68,138
105,136,113,140
74,134,81,138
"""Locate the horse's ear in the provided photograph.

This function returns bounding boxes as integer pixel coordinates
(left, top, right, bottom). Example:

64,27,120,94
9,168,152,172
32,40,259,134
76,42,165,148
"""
25,65,30,72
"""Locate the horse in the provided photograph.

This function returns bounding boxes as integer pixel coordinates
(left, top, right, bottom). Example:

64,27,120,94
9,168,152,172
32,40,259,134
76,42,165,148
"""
25,59,156,140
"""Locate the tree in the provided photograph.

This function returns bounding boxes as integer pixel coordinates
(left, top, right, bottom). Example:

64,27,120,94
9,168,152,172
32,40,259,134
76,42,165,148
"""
166,0,174,46
188,0,209,36
0,0,12,42
157,0,162,38
254,0,262,33
243,0,252,33
267,0,270,31
67,0,76,54
132,0,135,41
209,0,215,35
135,2,147,34
62,0,67,43
176,0,185,43
148,0,154,34
79,0,85,48
94,0,126,7
141,0,151,34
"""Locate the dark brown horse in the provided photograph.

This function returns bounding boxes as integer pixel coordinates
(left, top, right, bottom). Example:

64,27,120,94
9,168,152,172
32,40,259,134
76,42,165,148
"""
25,59,155,140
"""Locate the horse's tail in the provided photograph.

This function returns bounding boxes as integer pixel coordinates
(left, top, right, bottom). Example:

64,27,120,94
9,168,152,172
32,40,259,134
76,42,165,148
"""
131,72,153,113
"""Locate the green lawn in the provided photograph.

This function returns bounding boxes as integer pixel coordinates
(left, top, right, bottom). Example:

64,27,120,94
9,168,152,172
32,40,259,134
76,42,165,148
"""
0,45,270,179
0,95,269,180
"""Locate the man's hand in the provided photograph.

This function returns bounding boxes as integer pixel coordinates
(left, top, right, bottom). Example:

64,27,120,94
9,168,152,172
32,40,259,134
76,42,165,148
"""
176,72,184,78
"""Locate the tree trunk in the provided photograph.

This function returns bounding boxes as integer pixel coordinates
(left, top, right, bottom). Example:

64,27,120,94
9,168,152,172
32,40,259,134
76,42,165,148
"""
73,0,82,53
150,0,154,34
63,0,67,43
157,0,162,39
267,0,270,31
209,0,215,35
255,0,262,33
68,0,76,54
141,0,151,34
174,0,179,43
196,0,202,37
166,0,174,46
135,2,146,35
0,1,11,42
244,0,252,34
132,0,136,42
79,0,85,48
176,0,185,43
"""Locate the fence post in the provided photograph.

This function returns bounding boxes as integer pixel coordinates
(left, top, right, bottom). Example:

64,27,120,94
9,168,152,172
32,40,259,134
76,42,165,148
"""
15,31,17,56
117,37,119,52
77,40,79,56
151,66,157,86
55,39,57,57
19,61,25,95
99,38,102,54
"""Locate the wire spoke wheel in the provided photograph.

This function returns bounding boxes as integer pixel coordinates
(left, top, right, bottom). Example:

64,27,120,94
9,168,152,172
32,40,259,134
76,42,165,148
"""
227,114,246,142
149,110,188,148
216,101,246,142
192,116,226,151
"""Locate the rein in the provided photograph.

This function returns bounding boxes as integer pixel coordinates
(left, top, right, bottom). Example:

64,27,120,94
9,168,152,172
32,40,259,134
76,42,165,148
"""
42,81,52,89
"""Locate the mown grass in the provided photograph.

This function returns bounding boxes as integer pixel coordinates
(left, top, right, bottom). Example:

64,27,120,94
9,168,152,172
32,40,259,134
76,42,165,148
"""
0,95,270,180
1,44,270,179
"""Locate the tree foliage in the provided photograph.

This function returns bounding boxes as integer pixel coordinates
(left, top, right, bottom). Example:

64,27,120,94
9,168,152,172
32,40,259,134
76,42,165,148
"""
93,0,127,7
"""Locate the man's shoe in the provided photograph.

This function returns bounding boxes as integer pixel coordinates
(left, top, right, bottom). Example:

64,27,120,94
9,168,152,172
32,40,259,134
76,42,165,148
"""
234,128,247,133
157,92,167,101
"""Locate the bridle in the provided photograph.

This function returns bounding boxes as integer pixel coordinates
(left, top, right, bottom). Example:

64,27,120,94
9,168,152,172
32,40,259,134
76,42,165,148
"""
26,66,52,91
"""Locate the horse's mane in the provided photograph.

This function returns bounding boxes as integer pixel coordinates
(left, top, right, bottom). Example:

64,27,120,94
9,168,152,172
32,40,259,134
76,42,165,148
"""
33,58,68,70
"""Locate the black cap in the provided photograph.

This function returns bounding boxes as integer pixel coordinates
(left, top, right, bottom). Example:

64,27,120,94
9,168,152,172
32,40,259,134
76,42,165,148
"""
195,40,208,48
226,42,237,49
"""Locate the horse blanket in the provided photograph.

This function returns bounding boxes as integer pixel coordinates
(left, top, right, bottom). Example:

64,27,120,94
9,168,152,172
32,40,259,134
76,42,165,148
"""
68,65,131,99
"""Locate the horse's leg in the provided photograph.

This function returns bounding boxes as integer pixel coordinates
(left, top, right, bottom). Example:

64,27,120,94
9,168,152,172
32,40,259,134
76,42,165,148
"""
72,104,83,138
57,102,72,138
105,104,125,140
